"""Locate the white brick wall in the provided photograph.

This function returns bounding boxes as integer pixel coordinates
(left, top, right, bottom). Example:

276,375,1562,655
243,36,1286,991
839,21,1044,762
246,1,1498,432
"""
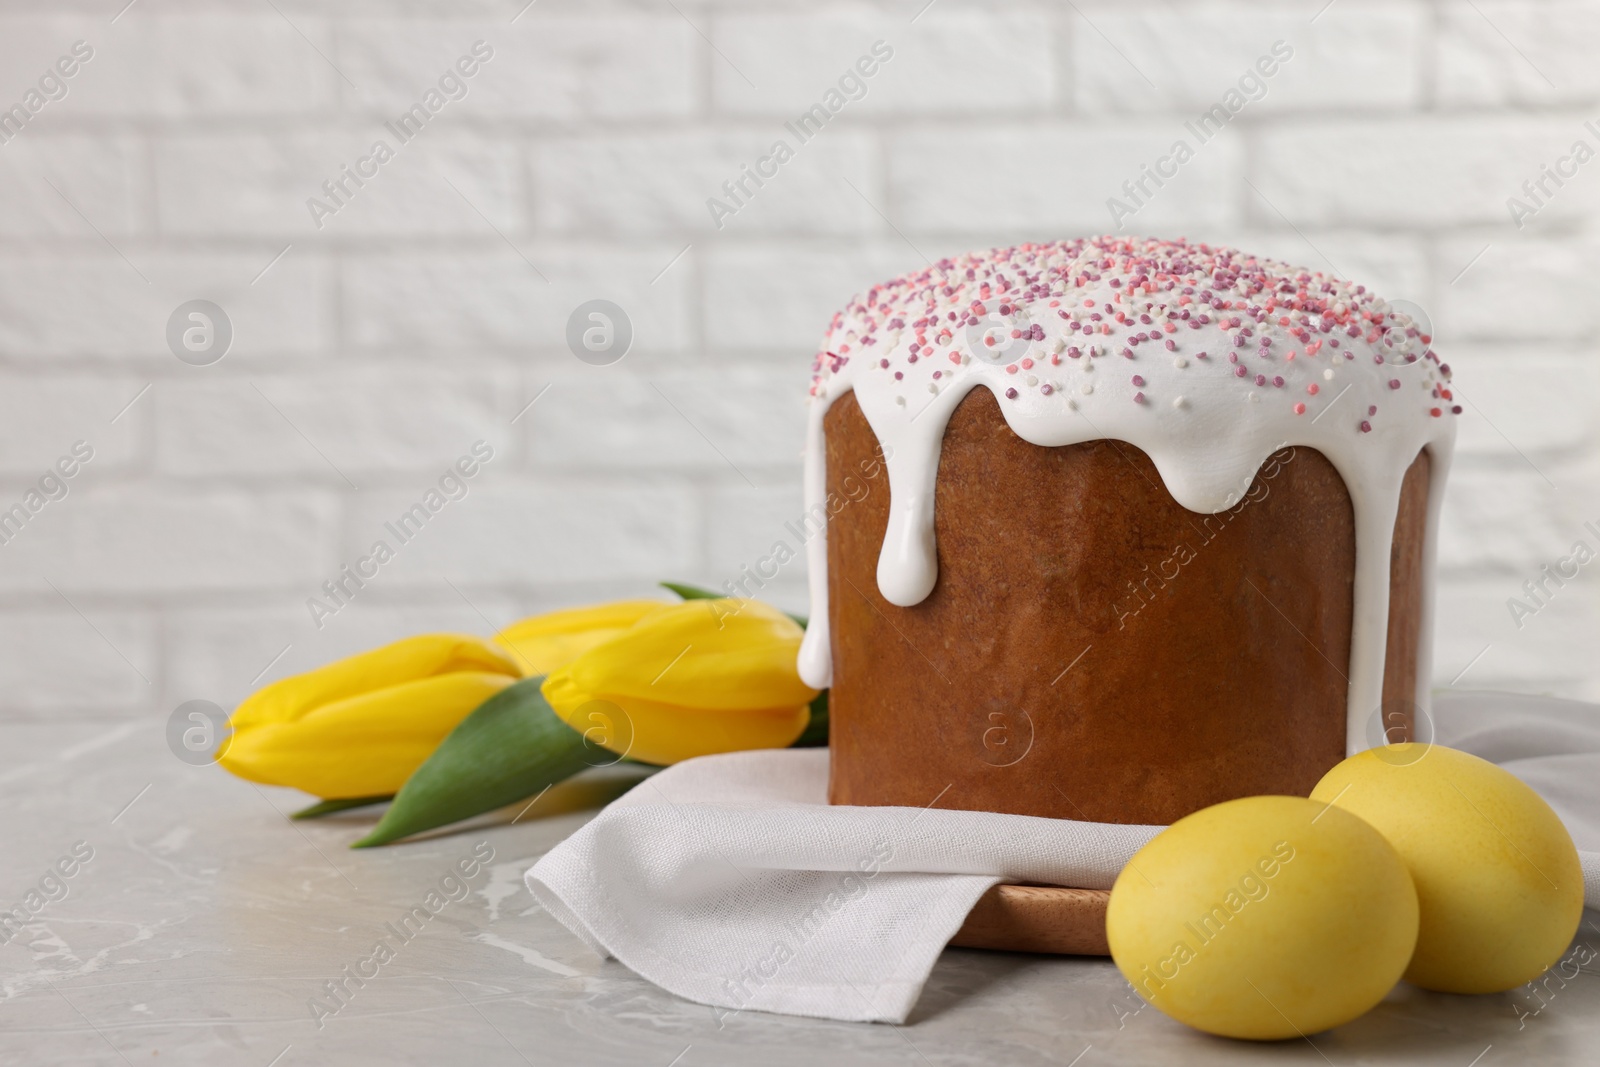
0,0,1596,722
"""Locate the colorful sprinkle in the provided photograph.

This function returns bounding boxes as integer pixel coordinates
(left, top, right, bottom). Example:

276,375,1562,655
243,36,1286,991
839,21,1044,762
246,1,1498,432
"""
809,236,1457,434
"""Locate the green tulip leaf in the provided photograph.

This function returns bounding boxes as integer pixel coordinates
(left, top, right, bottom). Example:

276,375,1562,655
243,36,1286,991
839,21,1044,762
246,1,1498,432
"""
352,677,592,848
659,579,719,602
660,580,807,628
293,795,393,820
794,688,829,748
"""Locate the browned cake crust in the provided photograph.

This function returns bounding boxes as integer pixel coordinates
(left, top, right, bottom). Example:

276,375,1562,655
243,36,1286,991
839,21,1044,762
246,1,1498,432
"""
1381,451,1431,739
825,387,1431,825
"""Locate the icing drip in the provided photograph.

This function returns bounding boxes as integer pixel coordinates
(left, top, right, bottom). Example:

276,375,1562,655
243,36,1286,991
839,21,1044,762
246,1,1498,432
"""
798,236,1457,754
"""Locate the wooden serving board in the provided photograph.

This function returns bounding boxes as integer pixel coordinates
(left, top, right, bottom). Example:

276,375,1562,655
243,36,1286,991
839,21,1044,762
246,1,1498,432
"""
950,885,1111,956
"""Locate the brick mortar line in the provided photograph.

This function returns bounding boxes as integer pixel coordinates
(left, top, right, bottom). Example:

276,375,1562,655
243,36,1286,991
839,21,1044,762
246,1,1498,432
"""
0,225,1583,250
12,104,1597,139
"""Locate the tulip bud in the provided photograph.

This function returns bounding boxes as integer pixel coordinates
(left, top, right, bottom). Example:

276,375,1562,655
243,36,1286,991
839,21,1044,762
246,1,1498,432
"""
541,598,819,765
219,634,521,798
491,599,669,677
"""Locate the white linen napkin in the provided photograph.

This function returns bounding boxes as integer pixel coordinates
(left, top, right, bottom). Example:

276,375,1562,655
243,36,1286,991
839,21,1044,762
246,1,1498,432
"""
525,690,1600,1024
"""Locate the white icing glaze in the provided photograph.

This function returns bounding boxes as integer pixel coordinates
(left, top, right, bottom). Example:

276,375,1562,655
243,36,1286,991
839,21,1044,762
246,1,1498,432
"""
798,237,1457,754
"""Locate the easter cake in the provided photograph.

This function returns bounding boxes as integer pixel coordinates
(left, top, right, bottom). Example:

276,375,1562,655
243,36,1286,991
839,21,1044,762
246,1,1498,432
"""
800,236,1457,826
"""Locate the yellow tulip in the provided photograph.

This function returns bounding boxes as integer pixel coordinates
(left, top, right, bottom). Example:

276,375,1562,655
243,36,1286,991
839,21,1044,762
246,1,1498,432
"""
220,634,521,798
492,599,670,677
541,598,818,765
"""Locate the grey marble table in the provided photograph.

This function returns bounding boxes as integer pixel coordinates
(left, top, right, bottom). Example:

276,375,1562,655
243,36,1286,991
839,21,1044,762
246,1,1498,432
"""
3,721,1597,1066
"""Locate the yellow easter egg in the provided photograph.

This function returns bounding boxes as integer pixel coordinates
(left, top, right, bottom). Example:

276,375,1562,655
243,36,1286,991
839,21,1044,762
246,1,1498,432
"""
1106,795,1417,1041
1311,744,1583,994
